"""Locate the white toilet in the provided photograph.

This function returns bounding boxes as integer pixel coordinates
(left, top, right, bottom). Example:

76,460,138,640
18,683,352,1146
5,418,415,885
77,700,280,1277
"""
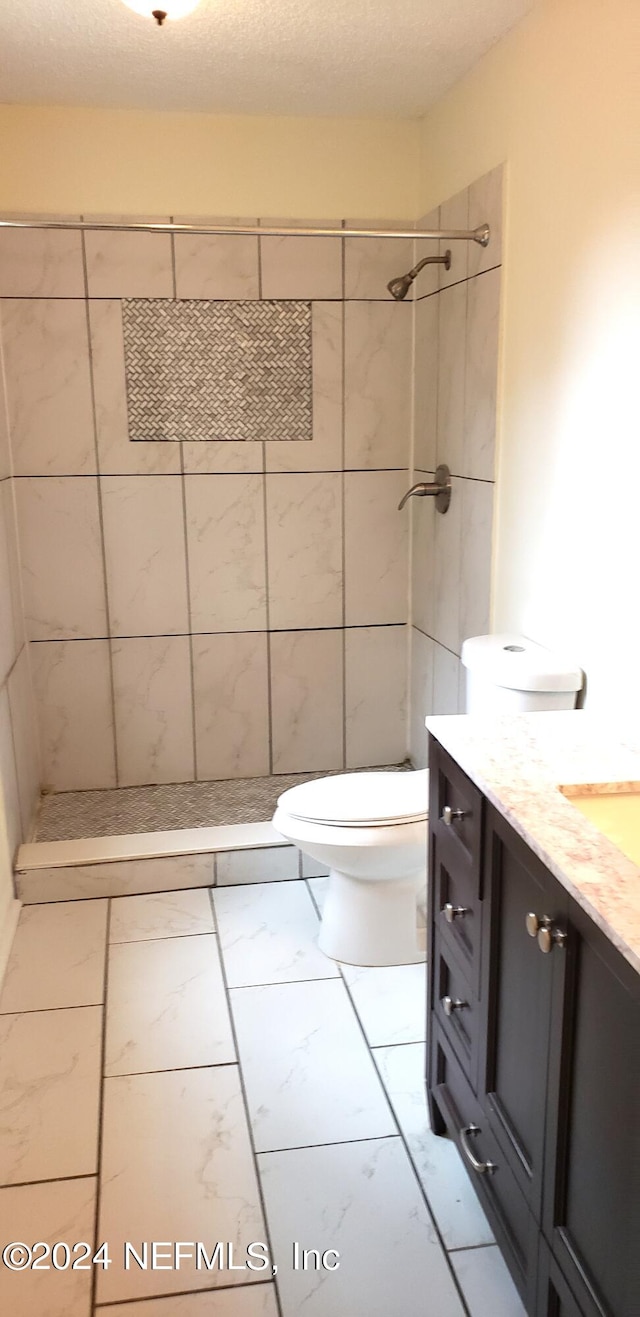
273,634,582,968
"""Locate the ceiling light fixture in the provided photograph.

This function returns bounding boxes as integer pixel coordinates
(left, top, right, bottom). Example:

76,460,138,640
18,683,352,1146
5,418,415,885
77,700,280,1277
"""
121,0,202,24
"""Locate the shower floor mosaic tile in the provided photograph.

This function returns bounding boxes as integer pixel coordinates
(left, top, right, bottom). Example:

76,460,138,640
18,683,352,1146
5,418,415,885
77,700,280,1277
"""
0,874,526,1317
33,765,409,842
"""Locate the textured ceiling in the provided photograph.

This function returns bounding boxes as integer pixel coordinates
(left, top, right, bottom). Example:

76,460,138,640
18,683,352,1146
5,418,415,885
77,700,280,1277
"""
0,0,533,118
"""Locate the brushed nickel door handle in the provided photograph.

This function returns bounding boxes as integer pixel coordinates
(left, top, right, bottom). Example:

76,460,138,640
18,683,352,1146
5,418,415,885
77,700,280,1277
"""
442,902,470,923
459,1124,497,1175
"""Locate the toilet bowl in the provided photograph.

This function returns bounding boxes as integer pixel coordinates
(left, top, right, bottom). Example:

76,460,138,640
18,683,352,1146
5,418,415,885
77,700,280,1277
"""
272,770,428,967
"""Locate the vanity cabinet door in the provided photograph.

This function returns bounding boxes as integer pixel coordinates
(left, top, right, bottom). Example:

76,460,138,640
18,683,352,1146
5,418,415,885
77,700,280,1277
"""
480,805,569,1223
542,900,640,1317
536,1239,590,1317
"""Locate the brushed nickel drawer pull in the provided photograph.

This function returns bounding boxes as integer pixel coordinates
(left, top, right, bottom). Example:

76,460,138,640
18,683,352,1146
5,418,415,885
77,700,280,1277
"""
525,912,568,953
442,804,466,826
442,902,470,923
459,1124,497,1175
442,995,467,1017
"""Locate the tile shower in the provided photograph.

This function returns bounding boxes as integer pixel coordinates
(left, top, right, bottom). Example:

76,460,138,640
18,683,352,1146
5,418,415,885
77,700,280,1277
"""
0,169,501,848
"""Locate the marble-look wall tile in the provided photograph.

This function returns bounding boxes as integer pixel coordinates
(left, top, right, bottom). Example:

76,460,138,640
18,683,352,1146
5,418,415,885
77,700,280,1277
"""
460,478,494,646
94,1289,280,1316
0,353,10,481
410,472,436,637
413,294,438,472
85,224,173,298
266,302,342,473
1,482,26,660
468,164,504,277
433,474,463,653
0,1006,101,1184
409,627,434,768
88,300,181,475
344,221,414,300
101,476,189,636
185,474,267,633
105,934,235,1076
0,687,21,863
0,1178,95,1317
192,632,269,781
97,1066,266,1304
345,625,407,768
433,642,463,715
464,268,500,480
260,222,342,300
413,208,441,298
266,472,343,629
344,301,412,468
0,488,18,682
19,853,214,904
112,635,194,787
270,629,343,773
0,225,85,297
7,646,41,838
31,639,116,790
0,898,108,1013
174,218,259,299
345,471,409,625
1,298,96,475
436,281,467,476
439,188,469,288
15,477,107,640
217,845,298,886
182,439,264,475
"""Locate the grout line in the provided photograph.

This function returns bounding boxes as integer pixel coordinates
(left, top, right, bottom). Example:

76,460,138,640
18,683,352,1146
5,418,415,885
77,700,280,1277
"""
0,1001,104,1017
104,1061,239,1080
228,974,340,992
95,1277,276,1308
258,1132,400,1157
207,884,285,1317
109,928,217,946
340,223,347,772
90,896,111,1317
3,1172,98,1190
448,1241,499,1254
13,466,410,478
257,225,274,777
28,620,408,643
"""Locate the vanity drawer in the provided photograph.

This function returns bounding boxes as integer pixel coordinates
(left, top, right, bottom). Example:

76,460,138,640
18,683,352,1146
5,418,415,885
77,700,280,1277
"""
432,842,482,994
433,934,481,1089
429,742,484,885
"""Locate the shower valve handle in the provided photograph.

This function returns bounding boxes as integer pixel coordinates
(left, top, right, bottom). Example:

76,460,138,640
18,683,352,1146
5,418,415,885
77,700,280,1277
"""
397,465,451,515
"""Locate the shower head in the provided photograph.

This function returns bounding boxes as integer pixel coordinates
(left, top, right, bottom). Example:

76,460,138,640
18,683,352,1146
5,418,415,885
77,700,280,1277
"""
387,250,451,300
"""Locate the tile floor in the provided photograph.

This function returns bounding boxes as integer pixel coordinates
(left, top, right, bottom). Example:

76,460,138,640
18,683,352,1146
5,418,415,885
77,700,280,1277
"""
0,872,526,1317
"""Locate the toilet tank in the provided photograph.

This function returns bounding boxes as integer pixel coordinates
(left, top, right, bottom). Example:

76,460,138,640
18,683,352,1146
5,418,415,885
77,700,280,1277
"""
461,634,583,714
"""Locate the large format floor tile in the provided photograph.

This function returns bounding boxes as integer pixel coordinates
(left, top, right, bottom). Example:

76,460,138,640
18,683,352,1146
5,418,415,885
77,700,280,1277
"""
97,1066,266,1303
341,961,426,1046
105,934,235,1075
0,900,108,1013
110,889,215,943
259,1137,466,1317
231,979,395,1152
373,1042,494,1249
0,1007,102,1185
451,1244,527,1317
214,881,338,988
96,1288,280,1315
0,1176,96,1317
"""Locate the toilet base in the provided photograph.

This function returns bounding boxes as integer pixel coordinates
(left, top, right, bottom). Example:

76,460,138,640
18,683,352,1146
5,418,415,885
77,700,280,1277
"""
318,868,424,967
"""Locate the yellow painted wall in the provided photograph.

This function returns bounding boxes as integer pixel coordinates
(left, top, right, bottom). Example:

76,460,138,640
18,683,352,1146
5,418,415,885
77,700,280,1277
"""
420,0,640,715
0,105,420,219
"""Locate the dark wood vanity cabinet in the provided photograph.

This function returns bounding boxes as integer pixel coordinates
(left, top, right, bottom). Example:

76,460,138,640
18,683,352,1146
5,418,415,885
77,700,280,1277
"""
426,736,640,1317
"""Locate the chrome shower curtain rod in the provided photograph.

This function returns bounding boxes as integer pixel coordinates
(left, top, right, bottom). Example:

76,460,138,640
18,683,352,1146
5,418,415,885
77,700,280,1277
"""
0,218,490,245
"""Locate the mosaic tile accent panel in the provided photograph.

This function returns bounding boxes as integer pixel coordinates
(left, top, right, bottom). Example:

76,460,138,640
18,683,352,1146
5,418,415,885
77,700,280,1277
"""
34,765,409,842
122,299,313,443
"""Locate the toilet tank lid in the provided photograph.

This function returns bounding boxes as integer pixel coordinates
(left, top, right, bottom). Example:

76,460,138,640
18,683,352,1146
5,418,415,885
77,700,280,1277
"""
460,634,583,693
277,770,428,826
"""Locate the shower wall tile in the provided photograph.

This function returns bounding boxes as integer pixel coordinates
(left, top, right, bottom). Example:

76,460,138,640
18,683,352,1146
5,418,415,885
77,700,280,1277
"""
0,224,85,298
101,476,189,637
413,294,438,472
266,472,343,630
265,301,342,473
15,477,107,640
84,224,173,299
345,625,407,768
1,482,25,660
7,647,41,839
0,358,10,482
88,300,181,475
344,470,409,625
1,298,96,476
182,438,265,475
436,281,467,476
185,473,267,633
460,477,494,645
410,473,436,637
174,218,260,300
439,188,469,288
413,208,441,298
409,627,434,769
270,629,343,774
344,221,414,300
464,267,501,480
112,635,194,787
433,642,463,715
0,687,21,863
31,639,116,790
344,301,412,469
468,165,503,277
0,488,18,683
192,632,270,781
433,474,463,653
260,221,342,300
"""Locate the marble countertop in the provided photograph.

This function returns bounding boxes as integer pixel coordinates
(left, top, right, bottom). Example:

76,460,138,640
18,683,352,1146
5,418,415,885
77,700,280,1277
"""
424,710,640,974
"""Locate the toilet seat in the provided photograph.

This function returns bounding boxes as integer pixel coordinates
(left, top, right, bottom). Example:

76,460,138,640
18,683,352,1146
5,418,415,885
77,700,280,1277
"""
277,770,428,828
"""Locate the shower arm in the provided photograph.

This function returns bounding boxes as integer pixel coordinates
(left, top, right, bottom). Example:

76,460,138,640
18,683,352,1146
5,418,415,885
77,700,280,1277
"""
0,218,490,245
